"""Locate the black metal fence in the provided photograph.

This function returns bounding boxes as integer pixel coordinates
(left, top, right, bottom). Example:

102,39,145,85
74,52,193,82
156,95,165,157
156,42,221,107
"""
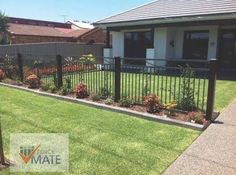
0,53,217,120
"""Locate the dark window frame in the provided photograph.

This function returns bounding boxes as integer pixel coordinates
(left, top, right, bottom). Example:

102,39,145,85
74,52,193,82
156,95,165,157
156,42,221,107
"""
124,30,154,65
183,30,209,60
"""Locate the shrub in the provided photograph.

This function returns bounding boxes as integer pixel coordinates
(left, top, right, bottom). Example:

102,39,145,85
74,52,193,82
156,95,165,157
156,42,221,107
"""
75,82,88,98
65,77,72,90
41,83,50,91
188,111,206,124
144,94,163,113
164,101,178,116
49,84,57,93
0,69,5,81
91,93,101,102
119,97,133,108
104,98,114,105
25,74,40,89
79,54,96,63
164,101,177,110
2,55,18,79
100,87,110,99
177,65,196,111
59,85,69,96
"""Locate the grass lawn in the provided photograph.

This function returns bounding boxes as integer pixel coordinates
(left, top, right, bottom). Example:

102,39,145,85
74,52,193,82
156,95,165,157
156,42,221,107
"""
0,86,199,175
215,80,236,110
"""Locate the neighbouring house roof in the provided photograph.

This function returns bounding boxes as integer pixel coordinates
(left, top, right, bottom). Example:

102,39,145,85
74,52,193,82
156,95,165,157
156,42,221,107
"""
8,23,73,38
67,21,94,29
66,29,91,37
8,23,94,38
95,0,236,25
9,17,71,29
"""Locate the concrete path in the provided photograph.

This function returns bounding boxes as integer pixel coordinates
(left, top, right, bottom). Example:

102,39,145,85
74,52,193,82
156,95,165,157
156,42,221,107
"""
163,100,236,175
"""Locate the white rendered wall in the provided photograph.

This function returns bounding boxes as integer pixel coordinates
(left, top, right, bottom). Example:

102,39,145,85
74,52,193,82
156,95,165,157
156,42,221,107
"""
154,27,168,66
111,31,124,58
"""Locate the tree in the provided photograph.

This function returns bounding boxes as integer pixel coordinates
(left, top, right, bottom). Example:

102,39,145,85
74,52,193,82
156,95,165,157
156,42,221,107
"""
0,11,9,45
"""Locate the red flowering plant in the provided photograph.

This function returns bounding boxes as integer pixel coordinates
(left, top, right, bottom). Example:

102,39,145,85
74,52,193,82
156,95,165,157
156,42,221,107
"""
187,111,206,125
143,94,163,113
25,74,40,89
75,82,88,98
0,69,6,81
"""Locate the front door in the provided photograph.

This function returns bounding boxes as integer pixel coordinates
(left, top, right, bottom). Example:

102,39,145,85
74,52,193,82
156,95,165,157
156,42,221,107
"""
219,30,236,69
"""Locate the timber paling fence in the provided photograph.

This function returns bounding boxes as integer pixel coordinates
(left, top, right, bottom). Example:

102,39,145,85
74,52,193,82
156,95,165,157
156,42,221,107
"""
0,53,217,120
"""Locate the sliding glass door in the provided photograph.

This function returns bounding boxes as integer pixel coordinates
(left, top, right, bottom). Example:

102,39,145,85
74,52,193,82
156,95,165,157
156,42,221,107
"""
183,31,209,60
124,31,153,65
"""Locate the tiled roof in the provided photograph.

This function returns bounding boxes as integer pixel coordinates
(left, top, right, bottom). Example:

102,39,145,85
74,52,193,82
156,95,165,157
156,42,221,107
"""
66,29,91,37
8,23,72,37
96,0,236,24
8,23,93,38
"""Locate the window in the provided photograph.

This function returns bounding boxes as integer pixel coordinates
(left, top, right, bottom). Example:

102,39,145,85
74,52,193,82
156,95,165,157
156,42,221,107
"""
183,31,209,60
124,31,153,65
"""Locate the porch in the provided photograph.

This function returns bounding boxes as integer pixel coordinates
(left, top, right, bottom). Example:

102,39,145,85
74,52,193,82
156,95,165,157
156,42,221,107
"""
103,20,236,78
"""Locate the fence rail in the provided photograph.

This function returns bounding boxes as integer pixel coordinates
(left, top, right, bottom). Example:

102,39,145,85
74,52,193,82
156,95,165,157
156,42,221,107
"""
0,53,217,120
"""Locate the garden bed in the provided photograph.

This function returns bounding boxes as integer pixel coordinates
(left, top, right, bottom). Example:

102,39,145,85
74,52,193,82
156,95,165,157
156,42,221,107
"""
0,79,214,131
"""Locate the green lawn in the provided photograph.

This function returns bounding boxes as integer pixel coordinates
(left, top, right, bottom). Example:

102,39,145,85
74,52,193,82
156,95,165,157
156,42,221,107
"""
215,80,236,110
0,86,199,175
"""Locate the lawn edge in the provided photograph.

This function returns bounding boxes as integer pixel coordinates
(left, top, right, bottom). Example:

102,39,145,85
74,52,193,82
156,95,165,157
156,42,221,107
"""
0,83,207,131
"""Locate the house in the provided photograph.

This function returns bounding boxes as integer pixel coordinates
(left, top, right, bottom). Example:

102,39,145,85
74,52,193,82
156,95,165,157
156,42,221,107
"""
6,17,74,44
3,17,106,44
94,0,236,71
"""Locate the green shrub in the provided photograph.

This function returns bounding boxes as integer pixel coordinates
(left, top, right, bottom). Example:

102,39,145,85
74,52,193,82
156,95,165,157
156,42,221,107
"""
79,54,95,63
41,83,50,91
100,87,110,99
65,77,72,90
104,98,114,105
119,97,133,108
177,65,196,111
59,85,69,96
91,93,101,102
49,85,57,93
1,78,13,84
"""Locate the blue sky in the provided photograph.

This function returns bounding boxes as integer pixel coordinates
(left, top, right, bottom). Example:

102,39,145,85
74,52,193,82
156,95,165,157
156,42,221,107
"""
0,0,152,23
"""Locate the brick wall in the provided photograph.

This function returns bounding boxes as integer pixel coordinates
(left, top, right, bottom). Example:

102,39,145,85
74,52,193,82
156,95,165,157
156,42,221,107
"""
78,29,106,44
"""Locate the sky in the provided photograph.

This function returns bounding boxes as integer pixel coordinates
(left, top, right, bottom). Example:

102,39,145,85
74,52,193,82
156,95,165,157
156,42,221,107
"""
0,0,153,23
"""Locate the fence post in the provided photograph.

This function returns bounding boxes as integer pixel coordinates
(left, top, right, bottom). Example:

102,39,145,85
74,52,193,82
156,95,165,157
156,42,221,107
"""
114,57,121,102
0,123,5,165
17,53,24,82
206,59,217,121
56,55,63,88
